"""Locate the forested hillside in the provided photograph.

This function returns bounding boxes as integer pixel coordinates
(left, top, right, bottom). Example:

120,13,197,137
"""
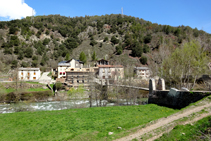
0,14,210,72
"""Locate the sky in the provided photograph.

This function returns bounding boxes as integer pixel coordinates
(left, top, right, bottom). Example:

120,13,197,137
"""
0,0,211,33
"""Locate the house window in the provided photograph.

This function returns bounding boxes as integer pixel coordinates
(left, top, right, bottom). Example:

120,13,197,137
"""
63,72,65,75
34,71,36,75
77,80,79,83
27,77,29,80
21,77,23,80
86,69,89,71
82,80,84,83
28,72,30,76
33,77,36,80
21,71,23,75
71,69,74,71
60,72,62,75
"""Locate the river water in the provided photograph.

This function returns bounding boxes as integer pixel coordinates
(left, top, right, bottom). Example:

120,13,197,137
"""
0,99,148,114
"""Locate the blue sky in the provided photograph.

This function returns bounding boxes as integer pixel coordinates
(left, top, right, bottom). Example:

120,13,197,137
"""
1,0,211,33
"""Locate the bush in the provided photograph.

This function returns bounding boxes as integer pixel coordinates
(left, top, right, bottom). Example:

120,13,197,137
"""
116,45,123,55
111,36,119,44
144,34,152,44
45,30,49,35
131,42,143,57
21,61,29,67
55,82,62,90
11,60,18,68
9,27,19,34
140,56,147,65
24,47,33,58
43,38,50,45
103,37,109,42
90,40,97,46
143,44,150,53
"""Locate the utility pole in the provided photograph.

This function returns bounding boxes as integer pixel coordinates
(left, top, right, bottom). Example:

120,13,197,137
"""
31,9,34,24
121,7,124,18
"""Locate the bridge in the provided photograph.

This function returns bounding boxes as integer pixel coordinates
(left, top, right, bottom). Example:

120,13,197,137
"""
93,78,149,91
107,84,149,91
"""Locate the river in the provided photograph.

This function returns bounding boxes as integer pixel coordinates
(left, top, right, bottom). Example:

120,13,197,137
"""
0,99,148,114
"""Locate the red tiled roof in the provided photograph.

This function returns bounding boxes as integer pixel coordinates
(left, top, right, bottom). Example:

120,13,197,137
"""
97,65,124,68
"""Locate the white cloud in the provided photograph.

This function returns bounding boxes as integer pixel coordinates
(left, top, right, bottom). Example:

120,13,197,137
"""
0,0,36,20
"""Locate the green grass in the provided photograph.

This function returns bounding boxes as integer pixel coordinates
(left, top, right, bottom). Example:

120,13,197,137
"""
26,87,48,92
0,104,178,141
25,81,44,85
156,116,211,141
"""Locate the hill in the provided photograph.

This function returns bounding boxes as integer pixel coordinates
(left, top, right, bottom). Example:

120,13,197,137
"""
0,14,210,72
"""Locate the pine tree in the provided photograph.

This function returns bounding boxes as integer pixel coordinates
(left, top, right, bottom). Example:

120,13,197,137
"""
79,51,87,63
92,51,97,61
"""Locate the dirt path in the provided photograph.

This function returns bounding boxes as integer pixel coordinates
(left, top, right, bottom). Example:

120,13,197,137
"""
114,102,211,141
146,112,211,141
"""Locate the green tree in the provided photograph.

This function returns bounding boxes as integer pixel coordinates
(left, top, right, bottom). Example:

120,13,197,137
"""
92,51,97,61
143,44,150,53
11,60,18,68
144,34,152,44
32,60,38,67
111,36,119,44
161,40,209,89
65,53,70,60
79,51,87,63
18,50,24,60
45,30,49,35
140,56,147,65
103,37,109,42
9,27,19,34
24,47,33,58
43,38,50,45
116,45,123,55
21,61,29,67
90,40,97,46
131,42,143,57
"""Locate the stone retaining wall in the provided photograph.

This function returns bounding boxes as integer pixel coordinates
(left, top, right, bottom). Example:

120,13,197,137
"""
148,78,211,109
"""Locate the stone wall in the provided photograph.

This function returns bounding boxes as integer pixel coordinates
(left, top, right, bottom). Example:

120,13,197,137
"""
148,78,211,109
148,90,210,109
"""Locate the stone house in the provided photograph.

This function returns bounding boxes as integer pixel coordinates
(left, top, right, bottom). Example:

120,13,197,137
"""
18,68,41,81
98,65,124,79
65,67,97,87
57,59,84,78
95,59,109,66
134,67,150,78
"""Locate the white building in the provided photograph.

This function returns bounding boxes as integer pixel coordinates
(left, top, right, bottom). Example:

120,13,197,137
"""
134,67,150,78
57,59,84,78
98,65,124,79
18,68,41,81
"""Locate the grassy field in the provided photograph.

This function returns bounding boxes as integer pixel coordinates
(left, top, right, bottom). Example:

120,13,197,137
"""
0,81,50,94
0,104,178,141
156,116,211,141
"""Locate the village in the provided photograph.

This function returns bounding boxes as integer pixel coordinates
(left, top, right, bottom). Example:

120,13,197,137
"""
17,58,151,89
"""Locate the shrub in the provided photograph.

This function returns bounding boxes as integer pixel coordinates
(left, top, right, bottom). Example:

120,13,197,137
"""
103,37,109,42
111,36,119,44
90,40,97,46
144,34,152,44
143,44,150,53
55,82,62,90
140,56,147,65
